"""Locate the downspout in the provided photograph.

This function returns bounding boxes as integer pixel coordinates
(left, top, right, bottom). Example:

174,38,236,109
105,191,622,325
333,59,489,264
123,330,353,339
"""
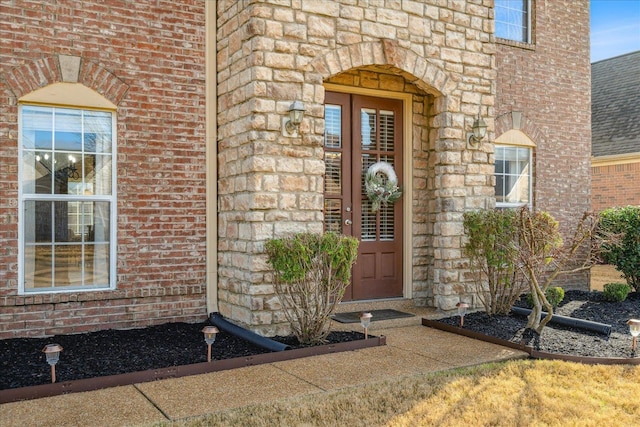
205,0,218,314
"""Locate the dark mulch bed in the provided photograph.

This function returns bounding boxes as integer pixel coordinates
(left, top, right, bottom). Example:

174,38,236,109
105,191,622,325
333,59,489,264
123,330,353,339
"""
437,290,640,359
0,322,364,390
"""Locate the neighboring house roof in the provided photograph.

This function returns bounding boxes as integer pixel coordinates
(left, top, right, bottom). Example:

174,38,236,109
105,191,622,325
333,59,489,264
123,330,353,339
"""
591,51,640,157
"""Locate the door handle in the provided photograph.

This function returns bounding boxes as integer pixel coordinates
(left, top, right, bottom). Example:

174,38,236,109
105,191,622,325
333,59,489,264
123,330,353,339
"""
344,219,353,225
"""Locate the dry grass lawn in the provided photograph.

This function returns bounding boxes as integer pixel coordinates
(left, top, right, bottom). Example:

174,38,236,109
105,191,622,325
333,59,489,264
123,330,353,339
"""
155,360,640,426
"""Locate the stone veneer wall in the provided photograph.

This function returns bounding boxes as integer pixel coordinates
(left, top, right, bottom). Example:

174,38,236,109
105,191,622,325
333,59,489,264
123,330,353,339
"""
216,0,496,335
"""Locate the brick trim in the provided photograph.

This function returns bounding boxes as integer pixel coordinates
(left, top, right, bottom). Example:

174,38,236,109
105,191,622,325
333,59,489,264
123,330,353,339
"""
4,56,128,105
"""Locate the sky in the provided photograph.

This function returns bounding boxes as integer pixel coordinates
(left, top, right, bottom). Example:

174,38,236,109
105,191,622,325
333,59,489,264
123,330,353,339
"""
591,0,640,62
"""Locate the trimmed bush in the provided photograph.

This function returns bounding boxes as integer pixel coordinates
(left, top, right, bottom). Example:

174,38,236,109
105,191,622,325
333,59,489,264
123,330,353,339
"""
463,209,527,316
602,282,632,302
525,287,565,309
598,206,640,292
265,232,359,345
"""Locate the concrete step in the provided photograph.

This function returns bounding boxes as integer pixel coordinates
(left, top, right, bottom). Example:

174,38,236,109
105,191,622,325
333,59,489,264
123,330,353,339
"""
331,299,441,332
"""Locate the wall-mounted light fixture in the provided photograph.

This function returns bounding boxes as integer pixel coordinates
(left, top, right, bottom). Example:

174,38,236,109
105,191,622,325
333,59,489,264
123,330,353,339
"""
283,99,305,137
468,114,487,146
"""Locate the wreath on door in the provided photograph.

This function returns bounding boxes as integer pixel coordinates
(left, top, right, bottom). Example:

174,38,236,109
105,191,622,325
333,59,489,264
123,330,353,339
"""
364,161,402,212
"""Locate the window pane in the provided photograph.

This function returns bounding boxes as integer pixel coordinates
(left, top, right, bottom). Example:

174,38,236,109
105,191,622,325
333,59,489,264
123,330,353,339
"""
89,201,110,243
91,154,113,195
324,152,342,194
22,106,53,149
54,109,83,151
84,111,112,153
495,0,529,43
361,108,376,148
86,244,110,286
24,246,53,289
324,199,342,234
324,105,341,149
379,110,395,151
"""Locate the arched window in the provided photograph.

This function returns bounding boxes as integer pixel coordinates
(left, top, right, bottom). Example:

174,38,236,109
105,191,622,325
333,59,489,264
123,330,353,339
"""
19,83,117,293
494,129,535,209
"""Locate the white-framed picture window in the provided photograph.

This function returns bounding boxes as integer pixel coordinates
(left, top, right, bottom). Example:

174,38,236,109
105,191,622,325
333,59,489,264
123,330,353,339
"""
495,145,532,209
495,0,532,43
19,105,117,293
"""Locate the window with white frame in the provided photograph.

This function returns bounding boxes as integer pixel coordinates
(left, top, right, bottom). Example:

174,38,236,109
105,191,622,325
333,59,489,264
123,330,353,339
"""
495,0,531,43
495,145,532,209
19,105,116,293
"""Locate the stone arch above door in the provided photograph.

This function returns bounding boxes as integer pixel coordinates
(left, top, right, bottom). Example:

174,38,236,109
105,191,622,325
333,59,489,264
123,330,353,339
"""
306,40,456,99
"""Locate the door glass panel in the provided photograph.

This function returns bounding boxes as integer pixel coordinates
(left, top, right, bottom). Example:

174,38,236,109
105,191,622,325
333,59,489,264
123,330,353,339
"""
324,152,342,194
324,105,342,148
361,199,376,241
361,108,377,148
380,110,395,151
380,204,395,240
324,199,342,234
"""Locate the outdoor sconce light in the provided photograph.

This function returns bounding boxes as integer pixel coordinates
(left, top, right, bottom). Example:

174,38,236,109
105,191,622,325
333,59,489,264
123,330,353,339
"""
360,312,373,339
202,326,219,362
627,319,640,353
42,343,63,383
468,114,487,146
457,302,469,327
283,99,305,137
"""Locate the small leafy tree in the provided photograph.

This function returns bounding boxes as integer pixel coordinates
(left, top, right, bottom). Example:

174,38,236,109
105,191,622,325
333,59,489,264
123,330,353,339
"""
265,232,359,345
598,206,640,291
463,209,527,315
517,209,605,333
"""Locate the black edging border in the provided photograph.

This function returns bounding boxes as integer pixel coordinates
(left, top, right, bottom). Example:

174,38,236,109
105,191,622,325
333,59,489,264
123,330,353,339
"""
0,335,386,404
422,318,640,365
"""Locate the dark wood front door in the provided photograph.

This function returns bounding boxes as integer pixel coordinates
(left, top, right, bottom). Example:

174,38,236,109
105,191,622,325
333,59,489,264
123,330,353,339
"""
324,92,403,301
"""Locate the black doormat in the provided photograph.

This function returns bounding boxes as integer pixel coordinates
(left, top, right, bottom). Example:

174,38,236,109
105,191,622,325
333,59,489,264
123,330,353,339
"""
331,309,415,324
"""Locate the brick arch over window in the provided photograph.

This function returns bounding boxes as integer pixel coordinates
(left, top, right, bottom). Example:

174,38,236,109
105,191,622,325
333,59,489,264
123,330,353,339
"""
306,40,456,98
495,111,544,143
4,55,128,106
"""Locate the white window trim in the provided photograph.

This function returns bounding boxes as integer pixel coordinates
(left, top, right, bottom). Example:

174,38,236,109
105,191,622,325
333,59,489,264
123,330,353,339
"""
495,143,534,210
17,104,118,294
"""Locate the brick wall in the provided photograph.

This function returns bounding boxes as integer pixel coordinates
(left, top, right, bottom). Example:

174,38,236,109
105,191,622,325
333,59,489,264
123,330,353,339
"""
495,0,591,288
592,161,640,211
0,0,208,338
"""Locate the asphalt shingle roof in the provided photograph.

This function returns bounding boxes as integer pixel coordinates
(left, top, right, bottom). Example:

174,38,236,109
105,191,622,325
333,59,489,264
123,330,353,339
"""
591,51,640,157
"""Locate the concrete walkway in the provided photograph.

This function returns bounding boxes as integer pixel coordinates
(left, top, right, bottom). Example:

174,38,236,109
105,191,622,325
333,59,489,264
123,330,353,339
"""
0,323,528,427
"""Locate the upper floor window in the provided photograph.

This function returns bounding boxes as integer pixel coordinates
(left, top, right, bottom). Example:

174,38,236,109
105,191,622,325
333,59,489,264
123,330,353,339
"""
495,0,531,43
19,105,116,293
495,145,532,209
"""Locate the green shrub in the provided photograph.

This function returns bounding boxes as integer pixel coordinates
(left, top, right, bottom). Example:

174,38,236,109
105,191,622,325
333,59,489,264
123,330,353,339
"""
602,282,631,302
598,206,640,292
463,209,527,316
265,232,359,345
525,287,565,309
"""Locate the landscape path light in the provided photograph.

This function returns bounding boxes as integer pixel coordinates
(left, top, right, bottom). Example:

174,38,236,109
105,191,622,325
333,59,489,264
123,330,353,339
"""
202,326,219,362
42,343,63,383
457,302,469,327
627,319,640,353
360,312,373,339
